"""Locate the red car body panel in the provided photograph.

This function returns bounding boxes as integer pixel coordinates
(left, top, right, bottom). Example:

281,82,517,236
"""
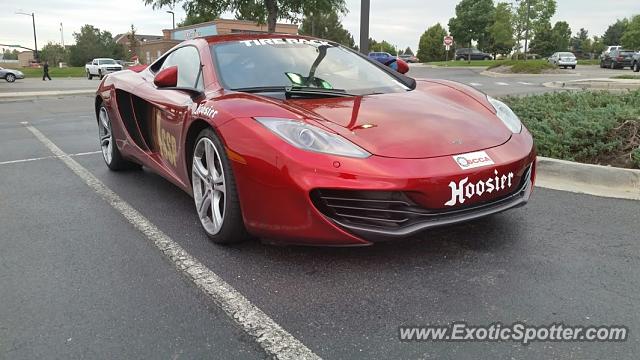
96,34,536,246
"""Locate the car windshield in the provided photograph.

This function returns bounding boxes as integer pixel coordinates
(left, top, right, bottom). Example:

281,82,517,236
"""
211,38,409,96
100,59,116,65
559,53,574,57
620,51,634,55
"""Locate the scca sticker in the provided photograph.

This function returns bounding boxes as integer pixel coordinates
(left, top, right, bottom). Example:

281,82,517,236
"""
239,38,330,47
453,151,495,170
155,108,177,167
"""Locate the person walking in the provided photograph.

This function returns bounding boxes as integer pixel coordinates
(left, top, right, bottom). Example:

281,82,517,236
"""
42,61,52,81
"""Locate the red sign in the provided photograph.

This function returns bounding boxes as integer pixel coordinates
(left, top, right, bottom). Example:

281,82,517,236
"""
444,36,454,46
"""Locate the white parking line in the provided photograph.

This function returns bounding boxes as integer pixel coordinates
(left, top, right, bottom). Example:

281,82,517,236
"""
469,82,483,87
517,82,535,85
0,151,101,166
495,82,510,86
23,123,321,360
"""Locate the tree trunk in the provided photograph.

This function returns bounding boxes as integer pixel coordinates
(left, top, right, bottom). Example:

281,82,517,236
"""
266,0,278,33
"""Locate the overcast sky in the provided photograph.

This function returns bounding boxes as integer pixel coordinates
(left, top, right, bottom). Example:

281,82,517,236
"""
1,0,637,53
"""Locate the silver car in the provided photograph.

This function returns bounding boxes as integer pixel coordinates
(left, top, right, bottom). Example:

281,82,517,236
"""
0,67,25,82
548,52,577,69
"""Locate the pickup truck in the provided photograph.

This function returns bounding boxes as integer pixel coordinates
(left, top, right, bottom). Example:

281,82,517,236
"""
85,58,123,80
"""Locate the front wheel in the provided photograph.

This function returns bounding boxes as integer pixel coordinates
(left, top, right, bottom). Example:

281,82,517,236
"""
5,73,16,82
97,105,140,171
571,66,576,69
191,128,250,244
610,62,616,69
98,70,104,80
634,62,639,72
87,71,93,80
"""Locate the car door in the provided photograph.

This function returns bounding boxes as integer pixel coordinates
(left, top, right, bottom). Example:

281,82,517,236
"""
144,46,204,173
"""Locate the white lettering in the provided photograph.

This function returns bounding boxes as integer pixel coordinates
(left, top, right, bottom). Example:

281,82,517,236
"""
445,170,516,206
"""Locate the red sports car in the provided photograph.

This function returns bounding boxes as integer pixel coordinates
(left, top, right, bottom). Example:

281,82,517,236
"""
95,34,536,246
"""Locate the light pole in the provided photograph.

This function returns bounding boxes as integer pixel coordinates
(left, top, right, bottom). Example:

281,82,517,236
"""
166,10,175,30
359,0,370,54
16,11,38,62
523,0,531,62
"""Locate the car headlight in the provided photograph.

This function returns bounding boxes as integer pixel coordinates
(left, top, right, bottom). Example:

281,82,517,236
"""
487,96,522,133
255,117,371,158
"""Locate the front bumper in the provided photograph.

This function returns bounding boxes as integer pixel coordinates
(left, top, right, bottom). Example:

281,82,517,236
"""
221,119,536,246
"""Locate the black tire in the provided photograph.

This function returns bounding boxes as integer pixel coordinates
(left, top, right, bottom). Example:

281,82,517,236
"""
610,61,616,70
600,60,605,68
99,70,104,80
5,73,16,82
457,57,465,61
97,105,140,171
634,62,639,73
572,65,576,69
483,56,491,60
87,71,93,80
191,127,250,244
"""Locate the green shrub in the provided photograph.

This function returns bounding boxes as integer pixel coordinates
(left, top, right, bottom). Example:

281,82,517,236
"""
502,90,640,168
487,60,555,73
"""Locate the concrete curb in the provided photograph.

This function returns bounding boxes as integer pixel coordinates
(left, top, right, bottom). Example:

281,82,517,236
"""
543,78,640,90
481,70,581,78
0,89,95,100
536,156,640,200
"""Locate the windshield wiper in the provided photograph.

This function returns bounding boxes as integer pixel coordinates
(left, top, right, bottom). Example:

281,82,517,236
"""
285,86,354,98
231,86,355,98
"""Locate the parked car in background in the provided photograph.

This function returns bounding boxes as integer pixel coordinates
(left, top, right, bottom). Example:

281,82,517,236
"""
0,67,24,82
600,46,622,60
632,53,640,72
367,52,409,74
399,54,419,63
368,52,395,64
601,49,636,69
455,48,492,61
548,52,577,69
85,58,123,80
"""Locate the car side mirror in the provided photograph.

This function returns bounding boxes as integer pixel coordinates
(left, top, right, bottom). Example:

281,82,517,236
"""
154,66,178,88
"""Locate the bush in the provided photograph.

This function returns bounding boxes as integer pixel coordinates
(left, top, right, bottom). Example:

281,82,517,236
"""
502,90,640,168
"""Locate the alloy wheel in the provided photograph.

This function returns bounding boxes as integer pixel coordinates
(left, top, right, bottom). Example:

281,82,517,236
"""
192,137,226,235
98,107,113,165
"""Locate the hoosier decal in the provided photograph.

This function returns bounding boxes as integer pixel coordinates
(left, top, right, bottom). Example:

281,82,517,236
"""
193,104,218,119
445,170,515,207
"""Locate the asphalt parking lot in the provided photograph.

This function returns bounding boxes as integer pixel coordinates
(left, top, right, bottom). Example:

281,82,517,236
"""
1,77,639,359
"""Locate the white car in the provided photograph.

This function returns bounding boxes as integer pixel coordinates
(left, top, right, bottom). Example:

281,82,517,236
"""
548,52,577,69
85,58,123,80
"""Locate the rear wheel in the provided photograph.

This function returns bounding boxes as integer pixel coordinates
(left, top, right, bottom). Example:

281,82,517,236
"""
5,73,15,82
191,128,250,244
98,105,140,171
634,62,639,72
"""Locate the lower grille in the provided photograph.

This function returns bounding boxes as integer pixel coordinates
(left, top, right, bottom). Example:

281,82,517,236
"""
311,165,532,239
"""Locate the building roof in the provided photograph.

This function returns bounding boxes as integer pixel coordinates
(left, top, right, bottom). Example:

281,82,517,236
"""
114,33,164,44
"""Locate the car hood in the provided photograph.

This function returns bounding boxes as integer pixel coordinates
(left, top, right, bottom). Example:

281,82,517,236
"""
286,81,512,159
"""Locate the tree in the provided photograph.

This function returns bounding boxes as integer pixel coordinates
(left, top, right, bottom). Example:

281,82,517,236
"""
299,10,355,48
417,24,448,62
403,47,414,56
126,25,141,61
602,19,629,46
550,21,571,52
368,38,396,54
144,0,345,33
590,36,605,57
179,3,220,26
570,28,589,52
68,25,125,66
486,2,515,57
1,49,19,60
529,21,554,56
40,42,69,65
621,15,640,50
512,0,557,52
448,0,495,59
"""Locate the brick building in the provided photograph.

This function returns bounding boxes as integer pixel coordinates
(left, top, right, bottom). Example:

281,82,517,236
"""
119,19,299,64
